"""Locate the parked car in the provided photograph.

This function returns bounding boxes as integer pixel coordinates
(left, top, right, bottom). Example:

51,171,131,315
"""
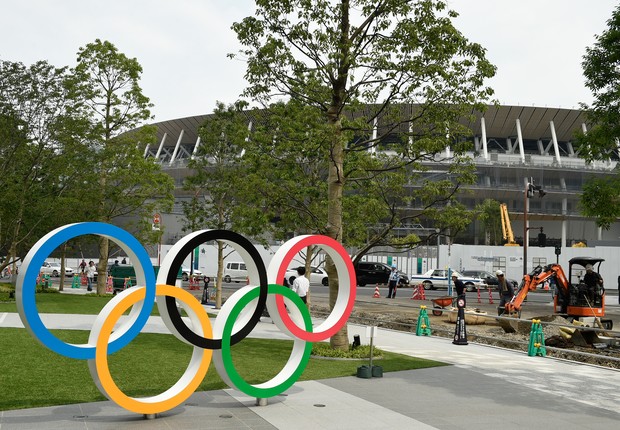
182,267,203,281
410,269,486,292
40,262,73,277
285,266,329,286
354,262,409,287
460,270,519,291
223,261,247,283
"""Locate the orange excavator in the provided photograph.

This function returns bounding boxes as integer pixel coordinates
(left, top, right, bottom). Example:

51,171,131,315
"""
504,257,612,329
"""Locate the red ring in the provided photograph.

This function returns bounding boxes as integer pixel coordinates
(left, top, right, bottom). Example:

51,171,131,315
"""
274,235,356,341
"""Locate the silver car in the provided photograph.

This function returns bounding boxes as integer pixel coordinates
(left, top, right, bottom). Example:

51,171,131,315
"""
40,262,74,277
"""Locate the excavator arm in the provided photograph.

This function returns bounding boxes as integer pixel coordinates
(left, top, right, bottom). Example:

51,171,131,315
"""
505,264,570,314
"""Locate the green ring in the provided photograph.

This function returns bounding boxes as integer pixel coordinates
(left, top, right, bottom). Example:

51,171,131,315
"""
220,284,312,398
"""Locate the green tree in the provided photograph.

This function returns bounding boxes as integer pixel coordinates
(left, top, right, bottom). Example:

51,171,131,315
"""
0,59,90,276
74,39,174,293
476,199,502,245
232,0,495,349
185,102,271,307
577,5,620,229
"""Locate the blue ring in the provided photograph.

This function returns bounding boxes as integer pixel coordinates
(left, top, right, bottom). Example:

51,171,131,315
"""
17,222,156,359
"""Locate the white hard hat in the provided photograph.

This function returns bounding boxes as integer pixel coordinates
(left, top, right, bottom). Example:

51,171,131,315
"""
495,270,504,276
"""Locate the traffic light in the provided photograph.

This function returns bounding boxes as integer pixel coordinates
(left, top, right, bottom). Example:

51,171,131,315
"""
538,228,546,247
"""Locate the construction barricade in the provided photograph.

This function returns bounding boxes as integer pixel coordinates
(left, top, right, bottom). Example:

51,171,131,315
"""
188,276,200,290
528,319,546,357
416,305,431,336
410,283,426,300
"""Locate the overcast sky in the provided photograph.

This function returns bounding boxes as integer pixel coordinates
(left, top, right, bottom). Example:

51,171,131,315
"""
1,1,617,122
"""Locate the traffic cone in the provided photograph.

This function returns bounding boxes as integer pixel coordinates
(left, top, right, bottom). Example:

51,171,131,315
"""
416,305,431,336
528,319,546,357
410,284,426,300
372,284,381,298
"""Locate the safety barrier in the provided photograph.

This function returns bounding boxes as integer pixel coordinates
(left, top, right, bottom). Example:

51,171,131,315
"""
410,283,426,300
416,305,431,336
528,319,546,356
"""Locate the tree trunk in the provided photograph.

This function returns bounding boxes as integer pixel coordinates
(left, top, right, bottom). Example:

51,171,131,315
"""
326,117,348,350
216,240,224,309
96,237,109,294
59,243,67,291
304,245,315,308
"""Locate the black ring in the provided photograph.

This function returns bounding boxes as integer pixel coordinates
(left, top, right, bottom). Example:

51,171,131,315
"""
162,230,268,349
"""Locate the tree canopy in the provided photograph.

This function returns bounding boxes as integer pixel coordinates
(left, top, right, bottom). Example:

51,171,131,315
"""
231,0,496,348
577,5,620,229
74,39,174,292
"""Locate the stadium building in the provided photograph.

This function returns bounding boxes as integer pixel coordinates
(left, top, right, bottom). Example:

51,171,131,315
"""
145,105,619,247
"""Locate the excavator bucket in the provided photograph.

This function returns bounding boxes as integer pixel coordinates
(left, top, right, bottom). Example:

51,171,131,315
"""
569,329,590,347
578,330,601,346
498,318,516,333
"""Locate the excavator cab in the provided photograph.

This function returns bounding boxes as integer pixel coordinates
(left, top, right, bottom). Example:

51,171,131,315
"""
566,257,605,309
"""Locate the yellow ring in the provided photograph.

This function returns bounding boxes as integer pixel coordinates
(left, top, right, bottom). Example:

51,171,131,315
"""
90,284,212,414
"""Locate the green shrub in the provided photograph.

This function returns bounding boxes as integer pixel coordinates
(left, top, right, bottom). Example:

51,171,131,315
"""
311,342,383,359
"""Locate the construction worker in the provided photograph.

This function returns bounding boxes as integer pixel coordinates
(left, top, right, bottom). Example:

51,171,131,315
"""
452,273,465,299
496,270,514,315
583,264,603,304
386,265,399,299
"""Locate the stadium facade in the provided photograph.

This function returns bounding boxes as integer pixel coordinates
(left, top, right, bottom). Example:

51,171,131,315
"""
143,105,620,252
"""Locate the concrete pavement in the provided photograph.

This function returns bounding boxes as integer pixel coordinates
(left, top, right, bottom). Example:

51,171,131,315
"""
1,299,620,429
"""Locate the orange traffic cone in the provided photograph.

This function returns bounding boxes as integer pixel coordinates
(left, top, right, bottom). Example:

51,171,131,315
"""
373,284,381,298
411,284,426,300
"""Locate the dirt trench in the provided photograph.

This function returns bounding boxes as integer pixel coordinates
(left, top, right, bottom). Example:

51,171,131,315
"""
309,301,620,370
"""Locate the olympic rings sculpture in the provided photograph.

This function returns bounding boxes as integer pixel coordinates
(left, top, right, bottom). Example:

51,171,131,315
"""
15,223,356,415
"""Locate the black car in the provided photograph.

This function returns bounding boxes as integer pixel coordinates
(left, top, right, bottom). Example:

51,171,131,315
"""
354,262,409,287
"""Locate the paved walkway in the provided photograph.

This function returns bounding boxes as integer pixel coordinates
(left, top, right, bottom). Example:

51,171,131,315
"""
1,305,620,429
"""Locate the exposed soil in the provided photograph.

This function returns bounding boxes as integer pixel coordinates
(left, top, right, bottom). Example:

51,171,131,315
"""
309,300,620,370
190,285,620,369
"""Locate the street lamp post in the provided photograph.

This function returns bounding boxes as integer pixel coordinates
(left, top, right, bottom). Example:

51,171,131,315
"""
435,228,441,269
523,178,546,275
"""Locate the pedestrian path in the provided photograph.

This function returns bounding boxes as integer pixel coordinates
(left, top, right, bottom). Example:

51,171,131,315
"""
1,309,620,429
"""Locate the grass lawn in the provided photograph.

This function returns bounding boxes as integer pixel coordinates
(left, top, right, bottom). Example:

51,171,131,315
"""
0,291,118,314
0,291,197,317
0,328,447,411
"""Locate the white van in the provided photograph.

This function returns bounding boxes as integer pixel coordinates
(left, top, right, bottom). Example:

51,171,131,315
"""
223,262,247,283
